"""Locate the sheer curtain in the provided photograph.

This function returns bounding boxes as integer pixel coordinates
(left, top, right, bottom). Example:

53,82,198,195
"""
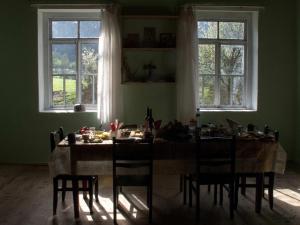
176,6,198,124
97,5,123,125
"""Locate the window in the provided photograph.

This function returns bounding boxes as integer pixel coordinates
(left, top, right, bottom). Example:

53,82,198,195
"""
196,10,258,111
38,9,101,112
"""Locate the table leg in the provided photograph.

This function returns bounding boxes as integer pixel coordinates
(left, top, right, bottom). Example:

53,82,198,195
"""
70,148,77,175
255,173,263,213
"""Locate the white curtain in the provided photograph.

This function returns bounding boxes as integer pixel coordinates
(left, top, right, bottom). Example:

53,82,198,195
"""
176,6,198,124
97,5,123,125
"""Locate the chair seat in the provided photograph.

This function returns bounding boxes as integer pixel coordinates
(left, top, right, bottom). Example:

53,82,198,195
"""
55,174,98,181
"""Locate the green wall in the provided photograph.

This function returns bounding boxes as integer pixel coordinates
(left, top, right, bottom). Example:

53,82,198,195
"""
0,0,298,163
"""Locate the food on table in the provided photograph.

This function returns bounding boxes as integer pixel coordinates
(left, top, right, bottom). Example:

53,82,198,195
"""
131,130,144,138
94,131,110,140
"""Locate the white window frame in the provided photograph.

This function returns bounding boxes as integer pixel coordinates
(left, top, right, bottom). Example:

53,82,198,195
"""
195,9,258,112
37,9,102,112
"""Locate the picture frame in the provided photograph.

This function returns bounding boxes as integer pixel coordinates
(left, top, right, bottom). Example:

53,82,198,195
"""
123,33,140,48
143,27,156,47
159,33,176,48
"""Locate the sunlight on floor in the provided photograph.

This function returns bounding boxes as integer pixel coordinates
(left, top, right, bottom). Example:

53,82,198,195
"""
131,194,148,209
273,188,300,206
77,193,147,221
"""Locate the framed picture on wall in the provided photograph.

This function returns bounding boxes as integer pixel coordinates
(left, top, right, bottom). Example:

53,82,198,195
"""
159,33,176,48
143,27,156,47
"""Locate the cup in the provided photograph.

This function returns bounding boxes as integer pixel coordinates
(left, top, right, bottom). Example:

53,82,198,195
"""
89,127,96,139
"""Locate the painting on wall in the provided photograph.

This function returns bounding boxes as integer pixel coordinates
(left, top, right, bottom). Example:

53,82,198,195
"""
143,27,156,47
159,33,176,48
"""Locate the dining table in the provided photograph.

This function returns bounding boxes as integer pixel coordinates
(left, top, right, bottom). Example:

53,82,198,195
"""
49,135,287,213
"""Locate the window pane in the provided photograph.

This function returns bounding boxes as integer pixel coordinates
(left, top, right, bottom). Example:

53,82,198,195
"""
81,75,94,104
52,76,64,106
52,21,78,38
52,44,76,75
81,43,98,75
65,76,76,106
219,22,244,40
200,76,215,105
199,44,215,74
221,45,244,75
80,21,101,38
220,76,231,105
198,21,217,39
232,77,244,105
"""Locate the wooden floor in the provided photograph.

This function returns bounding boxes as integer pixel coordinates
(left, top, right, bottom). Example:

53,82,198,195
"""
0,164,300,225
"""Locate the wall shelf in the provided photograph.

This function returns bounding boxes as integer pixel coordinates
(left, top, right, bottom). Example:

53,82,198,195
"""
123,47,176,51
122,15,178,20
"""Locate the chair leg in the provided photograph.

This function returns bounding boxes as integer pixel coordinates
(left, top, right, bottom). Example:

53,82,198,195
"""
219,184,223,205
88,179,93,214
62,179,66,202
268,172,275,210
95,177,99,202
113,182,117,224
183,175,187,205
147,186,150,207
234,176,240,210
53,178,58,215
189,178,193,207
148,184,153,224
208,184,211,193
229,181,234,219
255,173,263,213
214,184,217,205
82,180,87,199
196,181,200,222
72,179,80,218
241,176,246,196
179,174,183,192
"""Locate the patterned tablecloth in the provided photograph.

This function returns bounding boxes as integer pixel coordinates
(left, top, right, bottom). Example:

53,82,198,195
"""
49,139,287,177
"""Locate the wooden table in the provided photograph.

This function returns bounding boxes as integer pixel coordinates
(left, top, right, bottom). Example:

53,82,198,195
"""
56,138,286,213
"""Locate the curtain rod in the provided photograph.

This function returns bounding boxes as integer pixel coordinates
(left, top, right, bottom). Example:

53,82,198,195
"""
182,3,265,11
30,3,112,9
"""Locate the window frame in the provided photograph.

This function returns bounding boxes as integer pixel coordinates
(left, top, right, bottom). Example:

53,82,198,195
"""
38,9,102,112
195,9,258,111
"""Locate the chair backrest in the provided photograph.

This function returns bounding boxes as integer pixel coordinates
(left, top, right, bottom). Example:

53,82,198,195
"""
196,136,236,174
50,127,64,152
112,137,153,172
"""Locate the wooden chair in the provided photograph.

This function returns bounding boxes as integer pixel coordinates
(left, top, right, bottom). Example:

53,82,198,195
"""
112,137,153,224
50,128,99,218
234,131,279,212
189,135,236,221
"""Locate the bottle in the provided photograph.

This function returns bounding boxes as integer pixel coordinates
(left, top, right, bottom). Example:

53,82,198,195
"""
196,108,201,128
148,108,154,132
144,107,150,132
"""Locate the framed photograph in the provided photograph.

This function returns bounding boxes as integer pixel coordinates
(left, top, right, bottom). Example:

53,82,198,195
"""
160,33,176,48
123,33,140,47
143,27,156,47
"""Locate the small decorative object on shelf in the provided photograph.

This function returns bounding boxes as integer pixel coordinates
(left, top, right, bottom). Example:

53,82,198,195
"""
143,27,156,47
123,33,140,47
143,62,156,80
159,33,176,48
74,104,85,112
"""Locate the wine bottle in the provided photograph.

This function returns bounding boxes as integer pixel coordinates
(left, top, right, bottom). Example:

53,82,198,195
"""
148,108,154,132
144,107,150,132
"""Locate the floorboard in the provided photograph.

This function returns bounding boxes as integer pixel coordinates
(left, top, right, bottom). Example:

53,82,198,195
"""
0,164,299,225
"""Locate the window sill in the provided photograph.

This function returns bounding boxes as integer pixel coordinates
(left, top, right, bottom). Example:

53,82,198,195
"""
39,109,97,113
200,108,257,112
